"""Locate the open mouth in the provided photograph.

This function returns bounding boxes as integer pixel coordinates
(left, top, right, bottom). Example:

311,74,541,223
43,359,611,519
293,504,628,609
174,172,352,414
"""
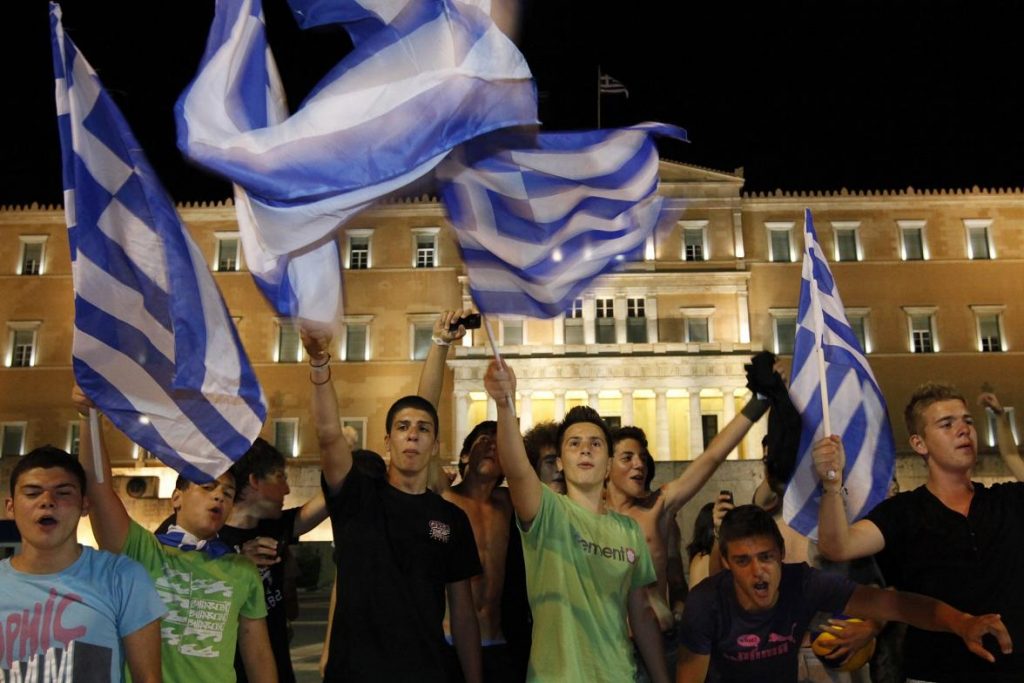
37,515,58,527
753,580,770,595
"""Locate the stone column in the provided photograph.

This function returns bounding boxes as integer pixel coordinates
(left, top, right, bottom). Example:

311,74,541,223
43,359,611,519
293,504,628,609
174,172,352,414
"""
587,389,601,411
583,297,596,345
614,296,627,344
454,390,470,451
722,388,737,459
520,391,533,431
487,398,498,421
621,389,635,427
689,390,703,459
655,389,670,461
738,292,751,344
733,210,745,259
553,314,565,345
554,390,566,421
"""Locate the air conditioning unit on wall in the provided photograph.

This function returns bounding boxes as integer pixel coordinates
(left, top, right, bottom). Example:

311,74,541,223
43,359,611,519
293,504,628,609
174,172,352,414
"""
112,475,161,499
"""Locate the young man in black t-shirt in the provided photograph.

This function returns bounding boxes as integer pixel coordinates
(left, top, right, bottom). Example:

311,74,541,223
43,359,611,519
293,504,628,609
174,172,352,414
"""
306,326,482,683
677,506,1011,683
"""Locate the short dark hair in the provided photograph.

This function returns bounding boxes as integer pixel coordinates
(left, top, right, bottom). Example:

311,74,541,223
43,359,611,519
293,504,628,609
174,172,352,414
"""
385,396,440,435
231,438,286,500
524,421,559,473
904,383,967,437
557,406,613,457
174,469,237,499
718,504,785,561
459,421,496,477
612,426,655,489
10,446,86,496
686,501,716,561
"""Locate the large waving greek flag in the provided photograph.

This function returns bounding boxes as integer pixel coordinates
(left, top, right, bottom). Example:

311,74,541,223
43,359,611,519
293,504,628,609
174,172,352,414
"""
438,123,687,317
51,4,266,482
783,209,895,538
176,0,537,320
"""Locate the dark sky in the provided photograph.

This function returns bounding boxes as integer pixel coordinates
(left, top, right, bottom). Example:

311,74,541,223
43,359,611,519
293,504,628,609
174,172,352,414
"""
4,0,1024,205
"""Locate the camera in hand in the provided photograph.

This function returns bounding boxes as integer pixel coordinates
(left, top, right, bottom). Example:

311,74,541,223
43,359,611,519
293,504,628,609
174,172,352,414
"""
720,490,734,504
449,313,482,331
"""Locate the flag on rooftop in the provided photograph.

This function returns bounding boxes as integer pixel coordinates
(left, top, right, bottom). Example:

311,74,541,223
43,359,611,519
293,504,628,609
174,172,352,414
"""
598,72,629,97
176,0,537,321
51,3,266,482
438,123,687,318
783,209,896,539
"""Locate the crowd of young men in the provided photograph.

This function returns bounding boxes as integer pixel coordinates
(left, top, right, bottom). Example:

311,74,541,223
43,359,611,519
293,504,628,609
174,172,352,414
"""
1,310,1021,683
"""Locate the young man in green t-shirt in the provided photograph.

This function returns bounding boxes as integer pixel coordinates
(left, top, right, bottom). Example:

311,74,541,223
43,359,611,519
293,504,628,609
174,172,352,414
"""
74,387,277,683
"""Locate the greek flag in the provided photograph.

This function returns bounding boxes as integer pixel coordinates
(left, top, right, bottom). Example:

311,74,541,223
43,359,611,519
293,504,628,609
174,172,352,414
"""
783,209,896,538
438,123,687,317
51,4,267,482
176,0,537,321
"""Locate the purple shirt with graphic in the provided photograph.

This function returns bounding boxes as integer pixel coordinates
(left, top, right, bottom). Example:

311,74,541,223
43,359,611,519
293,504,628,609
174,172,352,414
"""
681,562,855,682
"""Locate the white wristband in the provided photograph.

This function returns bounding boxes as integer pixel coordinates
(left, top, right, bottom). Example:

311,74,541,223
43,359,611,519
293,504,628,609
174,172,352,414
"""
431,335,450,347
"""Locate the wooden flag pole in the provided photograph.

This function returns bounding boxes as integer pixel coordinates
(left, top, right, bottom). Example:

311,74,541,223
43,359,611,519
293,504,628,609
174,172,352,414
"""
481,313,516,414
805,208,836,480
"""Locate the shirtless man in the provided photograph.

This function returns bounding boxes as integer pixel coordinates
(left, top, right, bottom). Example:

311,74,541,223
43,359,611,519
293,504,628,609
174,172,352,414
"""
605,397,768,674
418,311,530,680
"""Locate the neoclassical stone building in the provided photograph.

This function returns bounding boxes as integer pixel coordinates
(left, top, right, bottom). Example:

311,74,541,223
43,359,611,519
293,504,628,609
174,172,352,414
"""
1,161,1021,532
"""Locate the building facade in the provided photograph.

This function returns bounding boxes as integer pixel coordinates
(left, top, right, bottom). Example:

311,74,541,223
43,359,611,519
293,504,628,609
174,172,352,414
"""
2,162,1021,526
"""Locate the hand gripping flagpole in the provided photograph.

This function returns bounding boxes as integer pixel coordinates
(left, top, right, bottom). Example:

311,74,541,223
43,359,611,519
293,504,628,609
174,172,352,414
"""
804,209,835,481
481,314,516,415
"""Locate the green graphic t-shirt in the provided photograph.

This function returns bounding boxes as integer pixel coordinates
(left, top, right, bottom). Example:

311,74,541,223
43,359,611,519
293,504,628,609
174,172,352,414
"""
123,521,266,682
519,486,656,682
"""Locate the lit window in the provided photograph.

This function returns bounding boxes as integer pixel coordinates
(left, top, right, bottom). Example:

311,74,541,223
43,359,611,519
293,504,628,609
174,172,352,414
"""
846,309,870,353
502,320,524,346
215,233,241,272
276,322,302,363
596,298,615,344
564,298,584,345
627,298,647,343
1,423,26,457
898,221,926,261
67,422,81,457
341,418,367,449
273,419,298,457
681,307,714,344
964,220,993,260
7,323,39,368
347,230,372,269
680,221,708,262
770,310,798,355
412,323,433,360
19,236,47,275
766,222,794,263
909,314,935,353
971,306,1005,353
345,323,369,361
413,231,438,268
832,222,860,262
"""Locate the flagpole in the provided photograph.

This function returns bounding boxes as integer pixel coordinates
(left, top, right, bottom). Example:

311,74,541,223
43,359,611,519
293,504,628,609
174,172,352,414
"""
89,408,104,484
804,208,835,480
481,313,516,414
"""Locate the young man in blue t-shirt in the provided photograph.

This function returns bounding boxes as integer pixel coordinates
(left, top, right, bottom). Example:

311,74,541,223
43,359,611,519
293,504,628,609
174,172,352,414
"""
1,446,165,682
677,505,1013,682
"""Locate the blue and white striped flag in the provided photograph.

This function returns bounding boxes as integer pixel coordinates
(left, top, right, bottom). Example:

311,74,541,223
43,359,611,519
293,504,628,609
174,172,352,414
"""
783,209,895,538
176,0,537,321
51,4,267,482
438,123,687,317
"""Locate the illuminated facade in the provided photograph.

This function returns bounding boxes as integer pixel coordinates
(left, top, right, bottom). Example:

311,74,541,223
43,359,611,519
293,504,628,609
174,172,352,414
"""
2,162,1022,520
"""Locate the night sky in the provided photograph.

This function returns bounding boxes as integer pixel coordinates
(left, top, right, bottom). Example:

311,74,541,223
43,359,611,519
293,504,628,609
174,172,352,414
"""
4,0,1024,206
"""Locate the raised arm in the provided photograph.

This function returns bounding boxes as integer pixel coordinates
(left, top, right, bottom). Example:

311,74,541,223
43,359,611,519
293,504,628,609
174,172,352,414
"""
301,325,352,494
660,396,767,513
812,435,886,561
417,310,471,407
72,385,131,553
845,584,1013,663
484,360,543,525
979,392,1024,482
